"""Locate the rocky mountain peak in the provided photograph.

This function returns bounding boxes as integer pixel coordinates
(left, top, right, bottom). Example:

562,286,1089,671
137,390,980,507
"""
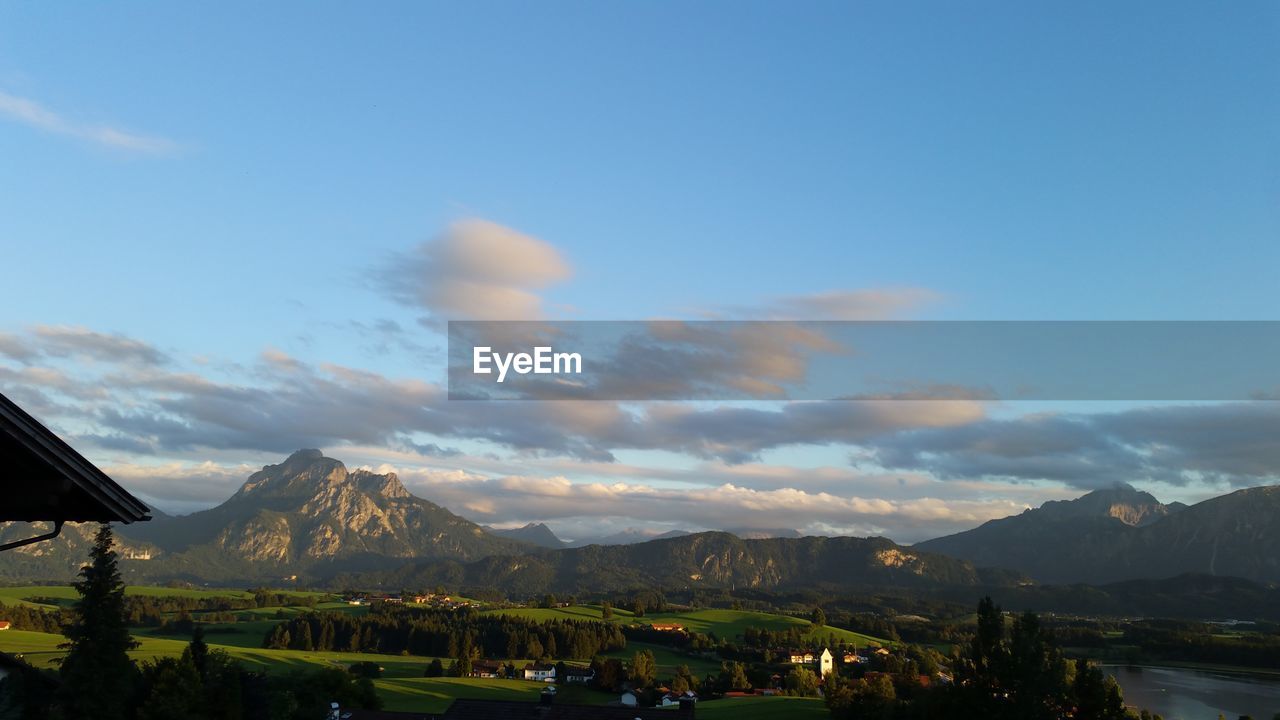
1037,483,1176,527
230,449,408,498
349,468,411,500
235,449,348,499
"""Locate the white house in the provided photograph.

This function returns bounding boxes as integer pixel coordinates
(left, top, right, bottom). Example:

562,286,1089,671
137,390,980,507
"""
522,663,556,682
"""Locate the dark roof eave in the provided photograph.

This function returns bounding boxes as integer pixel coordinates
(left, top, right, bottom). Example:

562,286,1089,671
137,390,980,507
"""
0,392,150,523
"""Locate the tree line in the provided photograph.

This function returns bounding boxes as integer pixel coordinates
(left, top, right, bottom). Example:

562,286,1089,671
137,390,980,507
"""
263,605,626,660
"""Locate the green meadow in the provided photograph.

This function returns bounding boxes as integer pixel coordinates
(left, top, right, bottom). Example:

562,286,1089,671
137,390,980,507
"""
486,605,888,647
0,588,852,718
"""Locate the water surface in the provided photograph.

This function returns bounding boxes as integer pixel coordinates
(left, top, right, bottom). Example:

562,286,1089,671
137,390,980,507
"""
1105,665,1280,720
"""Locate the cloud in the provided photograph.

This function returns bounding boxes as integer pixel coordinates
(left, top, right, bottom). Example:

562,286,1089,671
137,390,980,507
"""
3,323,978,463
376,219,571,322
0,89,178,154
8,321,1280,542
394,467,1029,543
871,404,1280,489
101,460,260,511
723,288,940,320
0,333,37,363
31,325,170,365
452,320,849,401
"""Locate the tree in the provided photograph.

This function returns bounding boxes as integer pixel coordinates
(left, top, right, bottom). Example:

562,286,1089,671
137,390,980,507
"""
454,635,474,677
425,658,445,677
57,524,140,720
136,655,204,720
186,624,209,679
592,657,625,691
718,661,751,693
785,666,819,697
601,601,614,620
812,607,826,627
629,650,657,689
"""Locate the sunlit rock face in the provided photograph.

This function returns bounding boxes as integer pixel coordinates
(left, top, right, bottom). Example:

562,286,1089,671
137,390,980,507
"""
0,449,527,584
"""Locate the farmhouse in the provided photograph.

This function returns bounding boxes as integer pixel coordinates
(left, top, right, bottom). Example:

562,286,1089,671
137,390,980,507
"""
468,661,503,679
660,690,698,708
522,662,556,681
0,622,9,631
649,622,685,632
561,664,595,683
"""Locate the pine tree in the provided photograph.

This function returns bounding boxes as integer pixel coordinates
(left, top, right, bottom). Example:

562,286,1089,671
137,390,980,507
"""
57,524,140,720
186,624,209,679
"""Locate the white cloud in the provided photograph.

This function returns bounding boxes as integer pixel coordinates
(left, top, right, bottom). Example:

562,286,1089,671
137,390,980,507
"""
0,89,178,154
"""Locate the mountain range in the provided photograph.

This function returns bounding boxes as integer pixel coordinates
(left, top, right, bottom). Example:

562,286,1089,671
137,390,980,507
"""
3,450,1278,595
485,524,800,549
337,531,1020,596
916,483,1280,584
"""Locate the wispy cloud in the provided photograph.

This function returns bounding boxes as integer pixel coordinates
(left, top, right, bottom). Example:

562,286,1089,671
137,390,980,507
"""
0,89,178,155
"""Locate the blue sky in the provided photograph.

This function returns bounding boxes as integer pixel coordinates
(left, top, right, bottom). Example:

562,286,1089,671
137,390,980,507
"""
2,3,1278,541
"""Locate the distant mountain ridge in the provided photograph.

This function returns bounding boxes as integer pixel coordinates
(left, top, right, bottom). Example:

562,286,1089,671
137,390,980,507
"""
917,483,1280,584
566,528,692,548
6,450,1278,592
341,531,1023,595
486,522,566,549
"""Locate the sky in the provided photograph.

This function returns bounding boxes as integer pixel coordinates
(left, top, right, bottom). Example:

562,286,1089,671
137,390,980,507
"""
1,2,1278,543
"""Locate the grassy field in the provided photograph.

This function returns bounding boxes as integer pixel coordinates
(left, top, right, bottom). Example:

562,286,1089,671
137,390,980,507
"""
487,605,888,647
602,641,722,677
695,696,829,719
0,628,439,676
373,678,616,712
0,627,824,719
0,588,843,719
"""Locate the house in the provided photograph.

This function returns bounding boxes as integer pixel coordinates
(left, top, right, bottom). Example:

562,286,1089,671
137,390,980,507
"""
0,390,150,552
561,664,595,683
788,651,815,664
660,690,698,707
818,648,833,677
469,661,502,679
0,622,9,631
842,652,869,664
649,623,684,632
522,662,556,681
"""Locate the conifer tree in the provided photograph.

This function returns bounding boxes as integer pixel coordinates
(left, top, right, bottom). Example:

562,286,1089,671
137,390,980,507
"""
57,524,140,720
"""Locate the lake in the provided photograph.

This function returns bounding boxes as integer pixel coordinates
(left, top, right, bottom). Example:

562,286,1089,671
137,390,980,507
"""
1105,665,1280,720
